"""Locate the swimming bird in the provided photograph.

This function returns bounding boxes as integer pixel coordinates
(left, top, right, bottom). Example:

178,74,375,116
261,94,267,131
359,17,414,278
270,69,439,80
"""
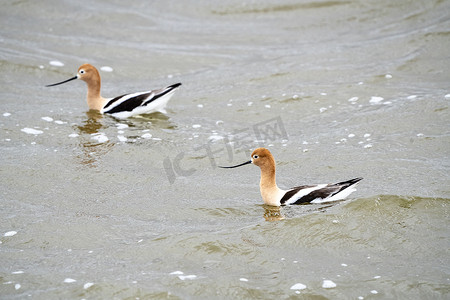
46,64,181,119
220,148,362,206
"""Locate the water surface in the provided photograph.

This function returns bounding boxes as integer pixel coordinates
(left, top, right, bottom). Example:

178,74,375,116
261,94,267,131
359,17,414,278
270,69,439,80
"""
1,0,449,299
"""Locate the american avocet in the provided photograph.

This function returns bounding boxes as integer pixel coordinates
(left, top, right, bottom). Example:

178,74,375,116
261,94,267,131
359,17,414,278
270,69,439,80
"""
46,64,181,119
220,148,362,206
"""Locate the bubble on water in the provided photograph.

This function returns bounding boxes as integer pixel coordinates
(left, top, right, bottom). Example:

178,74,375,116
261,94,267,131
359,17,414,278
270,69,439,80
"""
84,282,94,289
91,133,108,143
178,275,197,280
15,283,21,290
322,280,336,288
197,104,204,108
369,96,384,104
4,231,17,237
170,271,184,275
100,66,113,72
265,104,271,108
209,135,224,142
21,128,43,135
49,60,64,67
385,74,392,79
292,94,299,99
41,117,53,122
290,283,307,290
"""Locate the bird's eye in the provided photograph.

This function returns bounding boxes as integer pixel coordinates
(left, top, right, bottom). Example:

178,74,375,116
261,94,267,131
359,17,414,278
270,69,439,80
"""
79,70,85,74
253,155,259,159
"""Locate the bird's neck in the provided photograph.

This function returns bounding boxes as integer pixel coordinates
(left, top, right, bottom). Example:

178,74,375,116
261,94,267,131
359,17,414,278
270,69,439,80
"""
259,163,282,206
86,79,106,111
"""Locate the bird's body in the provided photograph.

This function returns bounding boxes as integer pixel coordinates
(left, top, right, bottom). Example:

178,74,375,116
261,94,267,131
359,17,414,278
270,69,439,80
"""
46,64,181,119
220,148,362,206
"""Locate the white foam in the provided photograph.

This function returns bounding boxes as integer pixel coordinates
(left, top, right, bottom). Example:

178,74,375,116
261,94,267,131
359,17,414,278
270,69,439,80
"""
369,96,384,104
141,133,152,139
54,120,66,125
444,94,450,99
290,283,307,290
178,275,197,280
84,282,94,289
21,128,43,135
100,66,113,72
407,95,417,100
348,97,359,102
170,271,184,275
197,104,204,108
341,263,348,267
265,104,271,108
319,107,327,113
322,280,336,288
3,112,11,117
348,134,355,138
64,278,76,283
91,133,108,143
209,135,223,142
292,94,299,99
116,123,128,130
68,133,79,138
385,74,392,79
117,135,127,142
15,283,21,290
41,117,53,122
4,231,17,237
49,60,64,67
363,133,371,138
192,124,201,129
240,278,249,282
364,144,373,148
12,271,24,274
371,290,378,294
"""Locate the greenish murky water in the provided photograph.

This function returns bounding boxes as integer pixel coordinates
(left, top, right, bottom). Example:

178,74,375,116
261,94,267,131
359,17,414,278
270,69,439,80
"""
1,0,449,299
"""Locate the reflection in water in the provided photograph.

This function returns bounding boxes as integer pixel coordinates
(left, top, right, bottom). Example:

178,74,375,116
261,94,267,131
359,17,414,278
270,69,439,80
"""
263,205,285,221
263,201,346,221
77,110,104,135
74,110,114,167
